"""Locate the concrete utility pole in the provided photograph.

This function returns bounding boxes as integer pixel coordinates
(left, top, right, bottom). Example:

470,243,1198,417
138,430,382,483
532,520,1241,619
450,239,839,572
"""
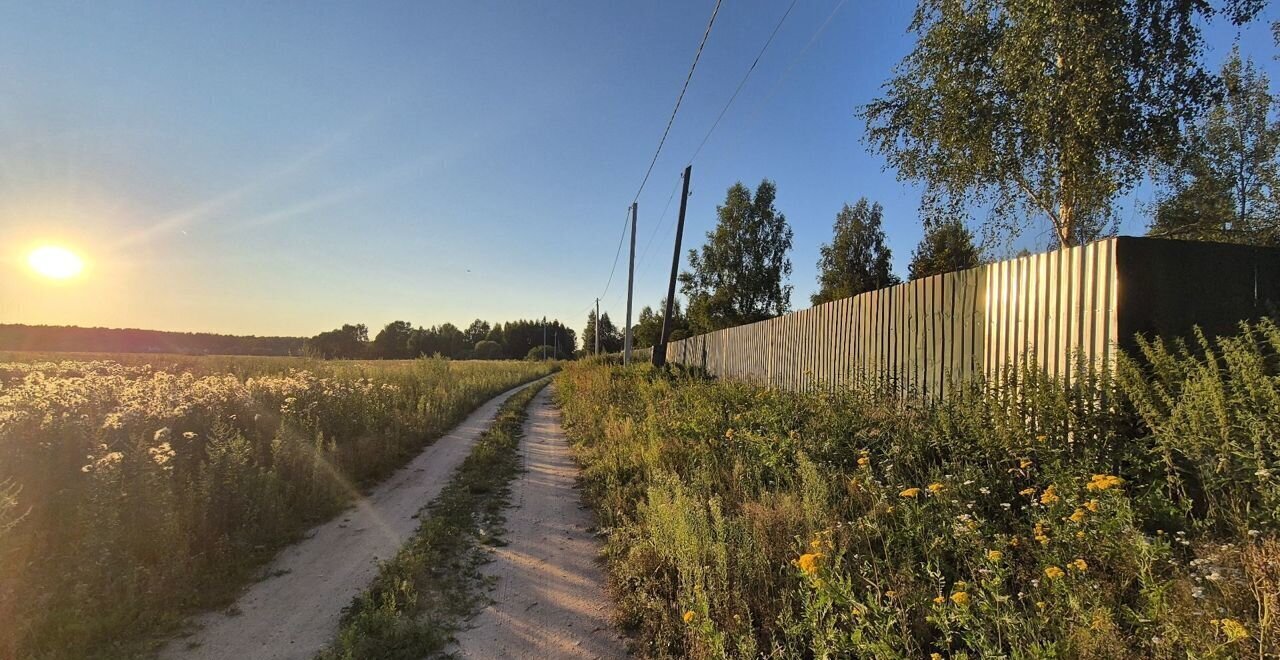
623,202,637,365
542,317,547,361
654,165,691,368
594,298,600,355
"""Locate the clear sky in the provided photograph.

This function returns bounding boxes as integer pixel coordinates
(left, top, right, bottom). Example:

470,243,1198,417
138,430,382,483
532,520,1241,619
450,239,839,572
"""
1,1,1276,338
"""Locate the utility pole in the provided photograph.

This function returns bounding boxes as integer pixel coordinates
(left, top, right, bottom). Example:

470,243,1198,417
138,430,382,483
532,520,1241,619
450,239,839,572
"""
553,328,558,360
624,202,637,365
594,298,600,355
655,165,691,369
542,316,546,361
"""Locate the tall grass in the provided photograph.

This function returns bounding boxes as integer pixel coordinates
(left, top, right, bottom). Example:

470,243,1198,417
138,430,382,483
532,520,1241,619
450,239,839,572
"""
0,355,554,658
557,320,1280,658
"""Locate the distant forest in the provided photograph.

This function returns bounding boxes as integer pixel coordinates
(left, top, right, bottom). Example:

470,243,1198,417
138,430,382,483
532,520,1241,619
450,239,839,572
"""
0,324,304,356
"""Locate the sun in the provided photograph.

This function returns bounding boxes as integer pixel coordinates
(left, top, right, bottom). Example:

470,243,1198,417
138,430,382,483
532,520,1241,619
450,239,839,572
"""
27,245,85,280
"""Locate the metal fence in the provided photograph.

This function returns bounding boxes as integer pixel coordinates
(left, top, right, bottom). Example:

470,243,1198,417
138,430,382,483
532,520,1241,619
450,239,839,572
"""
637,237,1280,396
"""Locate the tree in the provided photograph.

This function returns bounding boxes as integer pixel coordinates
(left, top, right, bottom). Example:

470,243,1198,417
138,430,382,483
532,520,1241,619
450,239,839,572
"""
862,0,1264,248
473,340,503,360
908,219,982,280
1150,49,1280,245
372,320,414,359
303,323,368,359
631,299,689,349
485,323,506,348
812,199,899,304
680,180,793,333
464,319,491,348
582,310,623,354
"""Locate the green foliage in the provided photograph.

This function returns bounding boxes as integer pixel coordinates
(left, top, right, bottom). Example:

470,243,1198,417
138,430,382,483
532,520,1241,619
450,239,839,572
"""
472,340,503,360
583,309,623,355
373,320,415,359
812,198,899,304
304,323,369,359
862,0,1264,247
1151,49,1280,245
0,356,555,658
318,380,546,660
680,180,793,334
557,320,1280,658
908,219,982,281
632,299,689,350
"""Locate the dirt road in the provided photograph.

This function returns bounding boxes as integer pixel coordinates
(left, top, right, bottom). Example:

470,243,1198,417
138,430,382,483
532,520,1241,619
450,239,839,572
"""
159,382,533,660
451,386,626,659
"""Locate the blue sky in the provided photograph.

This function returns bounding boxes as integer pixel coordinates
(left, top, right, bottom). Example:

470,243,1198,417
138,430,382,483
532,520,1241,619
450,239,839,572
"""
0,1,1276,338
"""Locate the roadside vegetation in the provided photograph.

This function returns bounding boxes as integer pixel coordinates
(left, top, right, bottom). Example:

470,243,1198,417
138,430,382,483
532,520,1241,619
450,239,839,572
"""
557,320,1280,658
319,379,547,660
0,354,554,658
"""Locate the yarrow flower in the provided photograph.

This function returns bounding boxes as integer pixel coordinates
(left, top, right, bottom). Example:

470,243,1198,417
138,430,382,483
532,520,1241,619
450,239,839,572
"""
1087,474,1124,491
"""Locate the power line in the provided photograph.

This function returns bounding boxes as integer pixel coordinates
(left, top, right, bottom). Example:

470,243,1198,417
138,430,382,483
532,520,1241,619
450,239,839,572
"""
687,0,800,165
630,0,724,205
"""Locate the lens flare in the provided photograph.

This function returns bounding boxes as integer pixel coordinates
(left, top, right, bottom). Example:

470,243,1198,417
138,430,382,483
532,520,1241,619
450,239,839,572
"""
27,245,84,279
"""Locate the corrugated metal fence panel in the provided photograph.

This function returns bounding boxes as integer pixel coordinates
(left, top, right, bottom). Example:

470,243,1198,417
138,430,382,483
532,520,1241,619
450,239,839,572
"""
647,239,1121,393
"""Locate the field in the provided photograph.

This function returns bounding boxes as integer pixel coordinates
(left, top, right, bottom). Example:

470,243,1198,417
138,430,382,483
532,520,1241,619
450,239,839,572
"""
0,352,555,658
556,320,1280,658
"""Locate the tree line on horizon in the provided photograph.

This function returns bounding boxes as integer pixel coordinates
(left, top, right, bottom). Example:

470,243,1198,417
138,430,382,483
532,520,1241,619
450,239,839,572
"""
0,324,305,356
303,318,577,361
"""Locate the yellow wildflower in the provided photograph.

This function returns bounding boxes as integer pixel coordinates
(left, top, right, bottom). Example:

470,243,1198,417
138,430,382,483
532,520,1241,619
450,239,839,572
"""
927,482,945,494
1036,601,1047,610
724,428,734,440
1220,618,1248,642
950,591,970,606
1036,434,1048,442
1019,487,1037,497
857,455,870,467
987,549,1004,562
1069,508,1086,523
795,552,823,576
1034,522,1050,545
1085,499,1100,512
900,487,922,498
932,595,946,605
1087,474,1124,491
1039,484,1060,505
931,654,943,660
1069,558,1088,572
1019,458,1034,469
683,610,696,624
885,590,897,598
1009,536,1022,547
1076,531,1086,539
1044,565,1065,579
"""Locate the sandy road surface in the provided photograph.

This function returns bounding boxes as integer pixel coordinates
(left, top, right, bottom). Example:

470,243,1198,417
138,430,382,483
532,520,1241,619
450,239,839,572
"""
159,382,533,660
452,386,626,659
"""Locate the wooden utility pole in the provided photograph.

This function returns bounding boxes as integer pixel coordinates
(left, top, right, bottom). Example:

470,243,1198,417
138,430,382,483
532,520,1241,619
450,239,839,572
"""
542,316,547,361
654,165,691,368
623,202,637,365
594,298,600,355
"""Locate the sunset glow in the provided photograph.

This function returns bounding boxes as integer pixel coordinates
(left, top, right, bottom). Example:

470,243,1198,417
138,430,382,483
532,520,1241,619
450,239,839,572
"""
27,245,84,280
